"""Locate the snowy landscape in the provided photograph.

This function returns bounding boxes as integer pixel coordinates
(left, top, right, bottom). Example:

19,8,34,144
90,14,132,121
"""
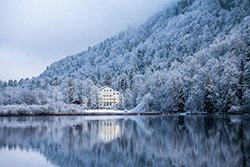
1,0,250,115
1,1,250,166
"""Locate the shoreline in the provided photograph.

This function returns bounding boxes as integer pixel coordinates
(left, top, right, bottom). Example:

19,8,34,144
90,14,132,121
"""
0,112,163,117
0,112,248,117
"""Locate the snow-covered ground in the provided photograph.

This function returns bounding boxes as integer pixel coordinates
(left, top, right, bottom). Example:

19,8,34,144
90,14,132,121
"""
84,109,125,113
0,103,131,116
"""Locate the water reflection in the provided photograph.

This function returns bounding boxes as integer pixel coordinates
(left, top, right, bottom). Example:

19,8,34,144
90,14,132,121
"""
72,120,124,142
0,146,58,167
0,115,249,167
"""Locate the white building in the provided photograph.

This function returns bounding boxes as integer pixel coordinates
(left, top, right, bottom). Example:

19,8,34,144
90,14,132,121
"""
99,86,122,106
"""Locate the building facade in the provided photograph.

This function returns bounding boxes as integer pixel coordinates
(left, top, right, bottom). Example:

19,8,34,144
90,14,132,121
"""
99,86,122,106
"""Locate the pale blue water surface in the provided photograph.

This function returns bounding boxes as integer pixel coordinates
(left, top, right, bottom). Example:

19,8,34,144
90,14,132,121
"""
0,115,249,167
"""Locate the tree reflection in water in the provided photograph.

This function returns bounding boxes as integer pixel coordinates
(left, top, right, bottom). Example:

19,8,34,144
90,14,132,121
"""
0,115,249,167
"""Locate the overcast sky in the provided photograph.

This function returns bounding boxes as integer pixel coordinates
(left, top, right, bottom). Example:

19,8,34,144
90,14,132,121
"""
0,0,174,81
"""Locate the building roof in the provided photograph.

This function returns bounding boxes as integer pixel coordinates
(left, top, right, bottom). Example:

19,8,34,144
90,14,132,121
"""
70,100,83,104
99,85,113,91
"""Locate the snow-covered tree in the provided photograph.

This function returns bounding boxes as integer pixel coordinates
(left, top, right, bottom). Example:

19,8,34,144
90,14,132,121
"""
104,72,112,87
203,75,216,113
123,89,133,110
61,77,75,103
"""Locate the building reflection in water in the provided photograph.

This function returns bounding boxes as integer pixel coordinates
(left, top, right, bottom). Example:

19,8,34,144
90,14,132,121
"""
75,119,124,143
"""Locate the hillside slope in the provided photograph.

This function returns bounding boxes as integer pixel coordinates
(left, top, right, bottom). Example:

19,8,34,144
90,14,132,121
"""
41,0,250,81
1,0,250,113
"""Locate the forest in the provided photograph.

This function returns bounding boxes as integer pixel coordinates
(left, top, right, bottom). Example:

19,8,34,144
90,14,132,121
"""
1,0,250,114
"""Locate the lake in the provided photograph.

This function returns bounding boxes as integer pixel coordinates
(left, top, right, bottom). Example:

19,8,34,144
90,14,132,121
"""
0,115,249,167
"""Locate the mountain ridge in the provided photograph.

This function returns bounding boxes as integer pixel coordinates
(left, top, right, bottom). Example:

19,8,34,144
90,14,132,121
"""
40,0,250,81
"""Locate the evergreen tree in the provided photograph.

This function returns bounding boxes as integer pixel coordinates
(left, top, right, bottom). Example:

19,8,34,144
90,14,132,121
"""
245,47,250,62
178,89,186,113
36,79,41,88
137,49,145,71
92,75,99,85
97,69,102,81
13,80,17,87
203,76,215,113
223,94,232,113
104,72,112,87
18,79,24,87
128,71,134,89
29,80,36,90
51,77,59,86
7,79,14,87
120,77,128,92
237,59,246,105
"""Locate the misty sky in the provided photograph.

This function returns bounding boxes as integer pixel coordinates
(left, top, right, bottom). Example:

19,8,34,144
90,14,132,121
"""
0,0,174,81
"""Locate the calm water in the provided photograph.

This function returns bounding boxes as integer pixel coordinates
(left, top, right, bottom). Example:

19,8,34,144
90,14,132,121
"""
0,115,249,167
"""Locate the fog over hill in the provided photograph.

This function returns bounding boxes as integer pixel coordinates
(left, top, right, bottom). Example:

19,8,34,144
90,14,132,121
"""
1,0,250,113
